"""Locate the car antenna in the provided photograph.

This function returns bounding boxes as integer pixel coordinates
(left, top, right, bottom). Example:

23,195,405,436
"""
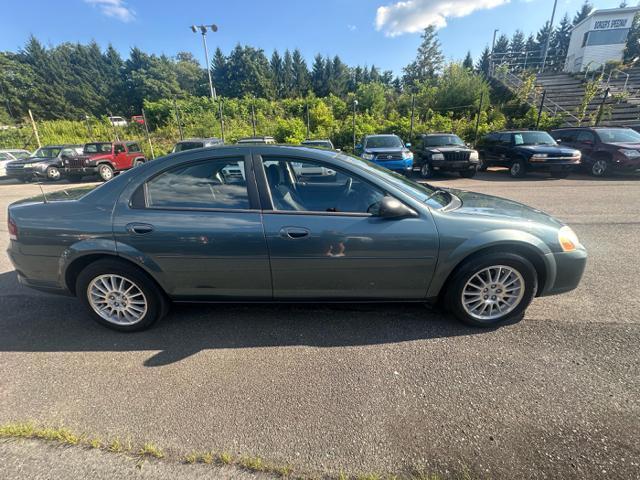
37,181,48,204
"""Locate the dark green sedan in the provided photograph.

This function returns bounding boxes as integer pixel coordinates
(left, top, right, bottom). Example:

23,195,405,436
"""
7,145,587,331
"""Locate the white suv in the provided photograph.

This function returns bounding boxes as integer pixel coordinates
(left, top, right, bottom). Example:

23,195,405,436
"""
0,149,31,178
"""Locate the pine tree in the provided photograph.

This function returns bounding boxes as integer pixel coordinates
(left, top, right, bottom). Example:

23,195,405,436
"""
462,51,473,70
492,34,510,68
329,56,349,96
509,30,526,69
291,49,310,97
553,14,573,70
282,50,293,97
624,13,640,63
573,1,593,25
270,50,285,98
311,54,327,97
402,25,444,87
211,47,228,97
476,46,491,76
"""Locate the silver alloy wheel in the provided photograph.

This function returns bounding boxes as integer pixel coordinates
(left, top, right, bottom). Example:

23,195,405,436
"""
87,274,148,326
510,162,522,176
99,165,113,180
421,163,431,177
47,166,60,180
461,265,525,321
592,159,607,176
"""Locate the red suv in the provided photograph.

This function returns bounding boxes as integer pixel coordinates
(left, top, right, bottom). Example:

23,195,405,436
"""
64,141,146,181
551,127,640,177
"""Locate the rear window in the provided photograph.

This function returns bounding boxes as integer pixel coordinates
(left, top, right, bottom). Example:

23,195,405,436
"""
128,143,141,152
84,143,112,154
174,142,204,152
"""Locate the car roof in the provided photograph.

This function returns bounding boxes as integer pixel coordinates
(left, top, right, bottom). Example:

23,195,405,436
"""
364,134,399,137
177,137,221,142
302,139,331,142
0,149,29,153
41,144,83,148
421,132,457,136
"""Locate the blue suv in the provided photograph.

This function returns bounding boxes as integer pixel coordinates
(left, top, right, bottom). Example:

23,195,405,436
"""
355,134,413,173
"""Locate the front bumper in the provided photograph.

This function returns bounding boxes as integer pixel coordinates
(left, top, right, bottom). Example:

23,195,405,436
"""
610,157,640,174
541,248,588,296
6,165,53,178
373,158,413,172
414,160,478,172
64,166,100,175
526,159,580,171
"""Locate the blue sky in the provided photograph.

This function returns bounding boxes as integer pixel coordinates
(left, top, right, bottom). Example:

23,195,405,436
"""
1,0,624,75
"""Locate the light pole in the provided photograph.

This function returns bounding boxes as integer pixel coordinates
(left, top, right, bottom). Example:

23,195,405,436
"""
191,24,218,101
540,0,558,72
352,99,358,151
490,28,499,75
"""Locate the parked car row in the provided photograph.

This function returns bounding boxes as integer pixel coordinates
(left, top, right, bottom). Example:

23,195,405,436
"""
1,141,146,182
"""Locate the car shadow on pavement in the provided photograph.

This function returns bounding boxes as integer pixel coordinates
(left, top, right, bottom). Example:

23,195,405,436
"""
0,270,507,367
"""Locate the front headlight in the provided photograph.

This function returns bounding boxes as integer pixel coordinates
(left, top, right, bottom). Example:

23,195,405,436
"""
558,226,581,252
431,153,444,161
362,153,374,160
619,148,640,158
531,153,548,160
469,150,479,161
402,150,413,160
22,163,33,168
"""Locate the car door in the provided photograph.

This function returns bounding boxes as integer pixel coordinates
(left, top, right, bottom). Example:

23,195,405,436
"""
253,152,439,299
575,130,596,166
495,133,513,166
112,153,272,299
113,143,127,169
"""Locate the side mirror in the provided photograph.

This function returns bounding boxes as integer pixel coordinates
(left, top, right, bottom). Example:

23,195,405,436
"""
555,138,562,143
372,196,417,219
405,142,412,148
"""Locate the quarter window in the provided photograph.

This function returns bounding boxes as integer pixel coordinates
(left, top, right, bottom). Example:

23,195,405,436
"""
145,158,250,210
262,157,385,214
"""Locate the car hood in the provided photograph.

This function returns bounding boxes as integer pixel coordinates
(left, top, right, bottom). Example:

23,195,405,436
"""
515,145,577,155
10,156,59,165
607,142,640,149
447,188,563,228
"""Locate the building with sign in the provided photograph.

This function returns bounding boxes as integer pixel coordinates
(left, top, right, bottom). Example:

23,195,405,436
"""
564,6,640,73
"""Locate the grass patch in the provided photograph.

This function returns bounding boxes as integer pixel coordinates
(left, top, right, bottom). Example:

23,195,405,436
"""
218,451,233,465
0,422,80,445
138,442,164,459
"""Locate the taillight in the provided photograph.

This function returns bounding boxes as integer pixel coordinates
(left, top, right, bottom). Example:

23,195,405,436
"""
8,216,18,241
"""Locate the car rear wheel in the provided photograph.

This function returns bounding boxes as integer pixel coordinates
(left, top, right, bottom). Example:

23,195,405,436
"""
98,164,114,182
46,166,61,181
591,159,609,177
445,252,537,327
420,162,433,178
477,154,488,172
509,159,527,178
76,259,168,332
459,169,476,178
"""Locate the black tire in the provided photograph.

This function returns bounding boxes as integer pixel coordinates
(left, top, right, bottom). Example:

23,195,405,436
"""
509,159,527,178
459,168,477,178
98,164,114,182
134,159,145,167
445,252,538,327
76,258,168,332
420,162,434,178
590,158,610,177
550,171,570,179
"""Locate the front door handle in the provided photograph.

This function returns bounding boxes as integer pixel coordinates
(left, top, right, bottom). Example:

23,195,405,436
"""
280,227,310,239
126,223,154,235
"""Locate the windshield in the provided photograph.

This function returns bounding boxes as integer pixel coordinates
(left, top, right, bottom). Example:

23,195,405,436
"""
33,147,61,158
597,128,640,143
513,131,556,146
424,135,465,147
364,135,403,149
339,153,450,208
174,142,204,152
11,151,30,159
84,143,112,154
303,141,332,148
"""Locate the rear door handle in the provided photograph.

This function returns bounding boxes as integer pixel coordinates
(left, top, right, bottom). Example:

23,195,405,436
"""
279,227,310,239
126,223,154,235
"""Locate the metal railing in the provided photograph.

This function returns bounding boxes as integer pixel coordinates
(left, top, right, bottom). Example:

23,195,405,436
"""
489,48,566,74
493,69,581,123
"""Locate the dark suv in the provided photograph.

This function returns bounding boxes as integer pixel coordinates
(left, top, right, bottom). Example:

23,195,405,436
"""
477,130,581,178
6,145,83,182
551,127,640,177
412,133,479,178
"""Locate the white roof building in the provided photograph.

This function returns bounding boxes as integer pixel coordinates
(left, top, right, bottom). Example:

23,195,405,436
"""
564,6,640,73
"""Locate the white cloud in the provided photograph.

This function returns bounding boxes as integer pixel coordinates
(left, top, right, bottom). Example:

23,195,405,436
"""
376,0,509,36
347,24,358,31
85,0,135,22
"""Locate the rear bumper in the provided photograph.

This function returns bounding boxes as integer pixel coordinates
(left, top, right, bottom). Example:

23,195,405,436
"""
373,158,413,171
7,245,70,296
540,248,588,296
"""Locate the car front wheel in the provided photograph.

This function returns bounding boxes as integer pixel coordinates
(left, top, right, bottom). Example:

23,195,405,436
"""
46,166,61,181
76,259,168,332
509,159,527,178
591,159,609,177
445,252,537,327
459,168,476,178
420,162,433,178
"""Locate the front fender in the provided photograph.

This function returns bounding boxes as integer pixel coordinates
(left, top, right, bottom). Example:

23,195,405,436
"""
426,228,556,298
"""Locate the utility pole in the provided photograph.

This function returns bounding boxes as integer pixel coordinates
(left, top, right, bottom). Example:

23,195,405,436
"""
218,97,225,142
536,89,547,128
84,114,93,141
594,88,610,126
473,91,485,147
141,108,155,159
251,101,257,137
490,29,499,75
191,24,218,100
306,102,310,139
172,98,184,140
352,99,358,151
540,0,558,72
409,94,416,142
28,109,41,148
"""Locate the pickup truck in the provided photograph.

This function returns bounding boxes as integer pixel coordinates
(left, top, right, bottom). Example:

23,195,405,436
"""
64,141,146,181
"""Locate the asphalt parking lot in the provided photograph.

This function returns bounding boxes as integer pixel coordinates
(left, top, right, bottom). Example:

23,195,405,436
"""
0,170,638,479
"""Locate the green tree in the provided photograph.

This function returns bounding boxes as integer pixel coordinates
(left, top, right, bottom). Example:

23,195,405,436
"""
270,50,285,98
553,14,573,70
625,13,640,63
402,26,444,87
476,46,491,76
573,1,593,25
462,51,473,70
291,49,310,97
174,52,206,96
